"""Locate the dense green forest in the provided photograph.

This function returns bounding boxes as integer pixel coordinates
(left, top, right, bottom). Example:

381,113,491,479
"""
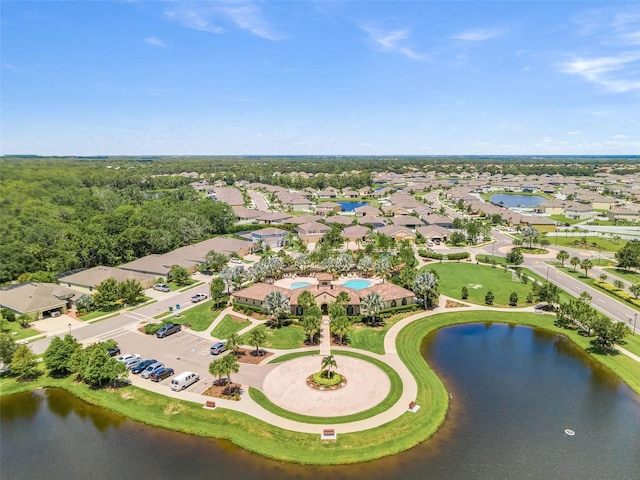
1,155,637,283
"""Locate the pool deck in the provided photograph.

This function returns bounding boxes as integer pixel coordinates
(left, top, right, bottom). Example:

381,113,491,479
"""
275,275,382,290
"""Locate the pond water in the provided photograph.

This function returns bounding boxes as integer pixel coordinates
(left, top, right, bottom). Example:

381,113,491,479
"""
490,193,545,208
337,201,368,212
2,324,638,480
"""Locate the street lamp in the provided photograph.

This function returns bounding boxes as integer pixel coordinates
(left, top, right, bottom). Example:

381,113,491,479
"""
546,266,550,282
68,323,71,336
634,313,638,336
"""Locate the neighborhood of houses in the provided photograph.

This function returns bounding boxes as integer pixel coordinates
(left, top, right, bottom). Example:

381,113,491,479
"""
1,167,639,322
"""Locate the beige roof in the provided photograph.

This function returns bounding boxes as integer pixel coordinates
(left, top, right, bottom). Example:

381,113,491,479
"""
212,187,244,206
231,283,288,302
120,254,199,276
0,283,81,314
360,282,416,301
341,225,371,239
60,266,156,288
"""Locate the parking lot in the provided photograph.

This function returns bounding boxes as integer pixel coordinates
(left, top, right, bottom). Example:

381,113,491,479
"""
96,328,276,393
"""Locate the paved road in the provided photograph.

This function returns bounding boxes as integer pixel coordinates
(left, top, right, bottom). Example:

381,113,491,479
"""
248,190,270,212
30,286,211,354
474,229,639,335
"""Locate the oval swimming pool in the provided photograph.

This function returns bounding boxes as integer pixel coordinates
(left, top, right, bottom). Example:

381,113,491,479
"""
343,279,372,290
290,282,312,289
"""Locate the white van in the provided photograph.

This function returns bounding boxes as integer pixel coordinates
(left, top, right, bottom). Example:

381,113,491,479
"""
170,371,200,391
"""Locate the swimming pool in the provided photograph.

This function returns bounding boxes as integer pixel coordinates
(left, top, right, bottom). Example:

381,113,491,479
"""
342,279,372,290
290,282,312,290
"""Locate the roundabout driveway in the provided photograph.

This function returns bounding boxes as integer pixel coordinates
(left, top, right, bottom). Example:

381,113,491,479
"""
262,355,390,416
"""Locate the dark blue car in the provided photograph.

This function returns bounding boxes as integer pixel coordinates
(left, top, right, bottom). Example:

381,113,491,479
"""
131,359,157,374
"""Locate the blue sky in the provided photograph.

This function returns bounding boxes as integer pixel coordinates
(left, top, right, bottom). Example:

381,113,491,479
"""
2,1,639,155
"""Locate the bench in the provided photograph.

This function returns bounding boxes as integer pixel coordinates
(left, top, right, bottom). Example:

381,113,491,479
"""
408,401,420,413
204,400,216,409
321,429,337,440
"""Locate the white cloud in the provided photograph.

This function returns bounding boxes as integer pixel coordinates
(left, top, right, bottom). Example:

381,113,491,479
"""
144,37,167,47
164,1,281,40
2,63,24,72
360,25,429,61
612,134,627,139
561,53,640,92
451,28,505,42
567,131,581,135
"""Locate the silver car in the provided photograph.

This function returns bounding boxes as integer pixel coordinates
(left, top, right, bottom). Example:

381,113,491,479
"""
141,362,164,379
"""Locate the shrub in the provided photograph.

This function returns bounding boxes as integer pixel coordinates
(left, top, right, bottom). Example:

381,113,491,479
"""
509,292,518,306
379,304,419,319
594,280,640,308
485,290,495,305
232,303,265,316
447,252,470,261
312,371,343,387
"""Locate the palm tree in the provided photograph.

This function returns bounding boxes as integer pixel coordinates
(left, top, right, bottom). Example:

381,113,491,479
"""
414,270,439,309
226,333,241,356
302,312,322,344
209,358,226,386
330,315,350,345
297,290,316,310
335,291,350,306
248,325,267,356
221,353,240,388
557,250,569,268
263,290,290,327
570,256,581,272
360,291,385,324
581,258,593,277
321,354,337,379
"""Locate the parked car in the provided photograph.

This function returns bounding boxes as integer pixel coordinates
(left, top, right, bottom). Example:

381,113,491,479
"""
170,371,200,391
230,257,242,264
124,357,143,370
153,283,170,292
210,342,227,355
106,346,121,357
156,323,181,338
141,362,164,379
150,367,175,382
116,353,139,363
131,359,157,374
190,293,207,303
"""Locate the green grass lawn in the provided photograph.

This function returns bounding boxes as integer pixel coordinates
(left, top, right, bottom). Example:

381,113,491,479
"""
241,322,307,349
550,235,624,252
211,314,251,339
604,268,640,284
549,214,585,225
476,254,507,265
421,262,536,307
172,301,221,331
0,321,39,340
348,311,418,354
249,350,403,424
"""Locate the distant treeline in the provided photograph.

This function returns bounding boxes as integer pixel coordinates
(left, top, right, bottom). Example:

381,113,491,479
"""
1,155,637,283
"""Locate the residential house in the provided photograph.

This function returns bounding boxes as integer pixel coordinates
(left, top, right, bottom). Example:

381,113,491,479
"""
421,214,454,229
376,225,417,243
0,283,82,320
295,222,330,243
59,266,156,293
316,201,342,215
607,208,639,223
391,215,425,230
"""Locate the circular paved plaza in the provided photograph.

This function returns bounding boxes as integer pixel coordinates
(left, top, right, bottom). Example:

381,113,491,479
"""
262,355,391,416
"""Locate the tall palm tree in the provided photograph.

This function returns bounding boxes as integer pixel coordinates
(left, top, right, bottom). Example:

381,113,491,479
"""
556,250,569,268
226,333,241,356
335,291,350,306
581,258,593,277
414,270,439,309
209,358,226,386
321,354,337,379
221,353,240,387
248,326,267,356
263,290,290,327
360,291,385,324
302,312,322,344
330,315,350,345
570,256,581,272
